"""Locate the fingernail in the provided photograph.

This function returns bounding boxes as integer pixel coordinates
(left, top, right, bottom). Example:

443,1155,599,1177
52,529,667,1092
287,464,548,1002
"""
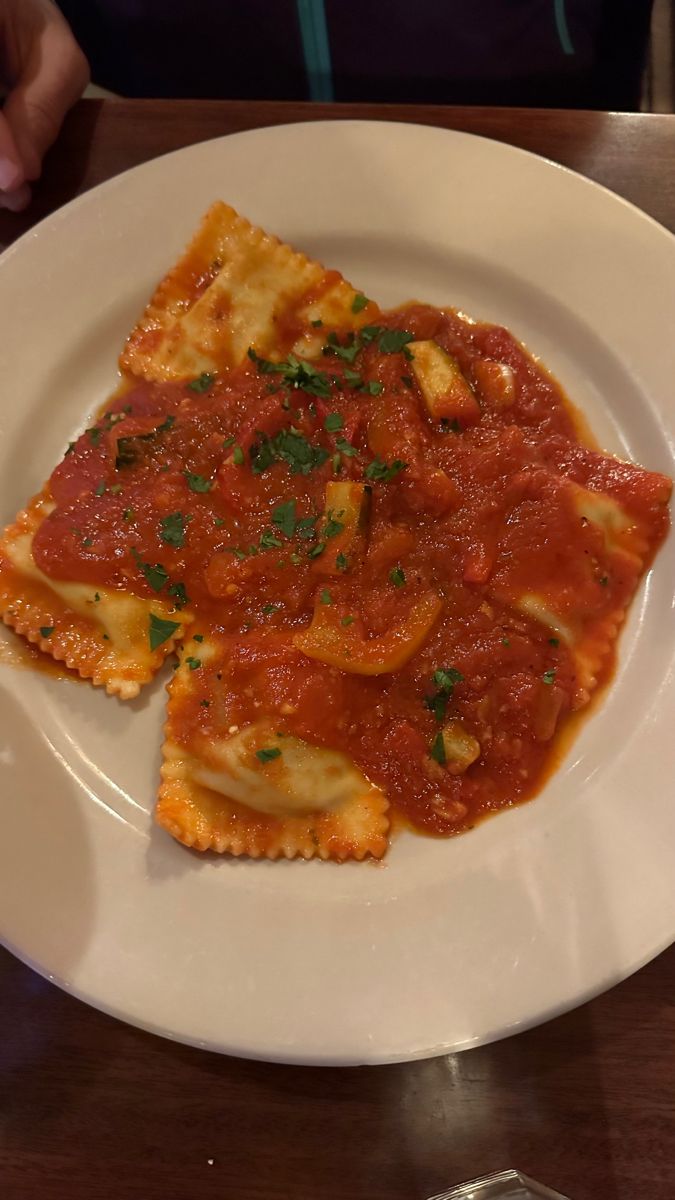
0,156,23,191
0,183,31,212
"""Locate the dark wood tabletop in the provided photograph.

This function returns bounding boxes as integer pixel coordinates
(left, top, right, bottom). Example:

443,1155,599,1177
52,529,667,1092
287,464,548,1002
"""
1,101,674,1200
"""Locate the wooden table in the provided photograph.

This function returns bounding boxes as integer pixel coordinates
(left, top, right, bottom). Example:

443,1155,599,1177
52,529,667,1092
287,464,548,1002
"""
1,102,674,1200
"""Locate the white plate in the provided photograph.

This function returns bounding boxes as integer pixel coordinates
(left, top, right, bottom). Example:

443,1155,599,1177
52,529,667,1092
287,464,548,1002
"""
1,121,674,1065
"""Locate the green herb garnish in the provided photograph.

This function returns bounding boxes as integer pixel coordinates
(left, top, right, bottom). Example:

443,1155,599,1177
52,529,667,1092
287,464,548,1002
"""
188,372,214,393
364,457,407,482
430,732,447,765
260,529,283,550
39,625,54,638
351,293,369,314
324,412,344,433
271,500,297,538
425,666,464,723
389,566,406,588
184,471,213,493
159,512,191,549
335,436,358,458
148,613,181,651
250,429,329,477
131,548,169,592
256,747,282,763
247,348,332,399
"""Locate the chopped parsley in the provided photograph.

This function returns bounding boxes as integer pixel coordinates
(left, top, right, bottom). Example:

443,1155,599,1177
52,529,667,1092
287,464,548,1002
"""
272,500,297,538
542,669,556,685
335,552,348,571
425,666,464,723
429,732,447,766
311,318,323,328
39,625,54,638
232,445,244,466
184,471,213,493
222,436,235,449
188,372,214,393
324,412,344,433
123,508,134,522
351,292,369,314
159,512,191,549
548,637,560,647
361,380,384,396
168,582,189,609
378,329,415,355
110,483,122,495
256,746,282,763
262,603,280,615
389,566,406,588
335,436,358,458
131,549,169,592
296,515,319,540
184,656,202,670
401,374,414,389
200,699,210,708
247,348,332,398
322,511,345,540
156,414,176,434
94,593,101,603
364,457,407,483
307,542,326,560
322,331,361,365
340,615,355,627
250,429,329,477
320,588,332,605
599,575,609,587
94,480,106,497
148,613,181,651
260,529,283,551
87,427,102,447
501,637,510,647
193,634,204,642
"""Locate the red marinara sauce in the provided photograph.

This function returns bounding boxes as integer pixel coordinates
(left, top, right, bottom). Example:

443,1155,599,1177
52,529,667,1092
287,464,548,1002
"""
32,306,671,836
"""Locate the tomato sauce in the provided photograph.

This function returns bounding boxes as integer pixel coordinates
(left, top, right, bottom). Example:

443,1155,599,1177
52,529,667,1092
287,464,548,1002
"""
32,307,671,835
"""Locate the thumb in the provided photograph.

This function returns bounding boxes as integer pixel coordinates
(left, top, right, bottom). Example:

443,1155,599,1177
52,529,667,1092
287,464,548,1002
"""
0,110,26,191
0,110,31,210
3,17,89,181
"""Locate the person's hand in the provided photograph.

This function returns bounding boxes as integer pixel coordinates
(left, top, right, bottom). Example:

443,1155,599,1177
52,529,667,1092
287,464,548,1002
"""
0,0,89,211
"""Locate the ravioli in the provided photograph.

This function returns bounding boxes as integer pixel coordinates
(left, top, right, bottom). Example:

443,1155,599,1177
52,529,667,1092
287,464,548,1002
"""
0,490,191,697
488,468,664,703
121,201,379,382
157,635,389,860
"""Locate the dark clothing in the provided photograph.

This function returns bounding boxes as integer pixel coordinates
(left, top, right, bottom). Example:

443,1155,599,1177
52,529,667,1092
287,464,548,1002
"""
57,0,653,110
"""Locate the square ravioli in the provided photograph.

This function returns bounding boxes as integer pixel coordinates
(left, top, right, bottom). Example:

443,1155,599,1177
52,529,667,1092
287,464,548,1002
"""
157,635,390,860
120,201,379,382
